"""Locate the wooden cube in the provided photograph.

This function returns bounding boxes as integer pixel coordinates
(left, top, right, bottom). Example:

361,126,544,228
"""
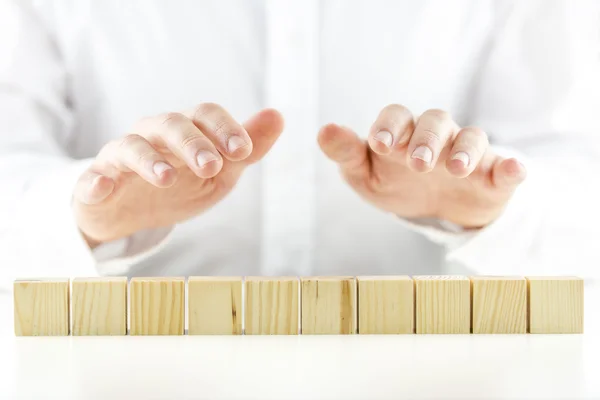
129,277,185,335
357,276,414,334
301,277,357,334
72,277,127,336
14,279,70,336
527,277,584,334
245,277,299,335
188,277,242,335
414,275,470,334
471,276,527,334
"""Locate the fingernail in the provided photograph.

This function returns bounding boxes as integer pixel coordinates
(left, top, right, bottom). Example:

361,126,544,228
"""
374,131,393,147
411,146,433,164
196,150,219,168
153,162,172,177
451,151,470,167
227,136,248,153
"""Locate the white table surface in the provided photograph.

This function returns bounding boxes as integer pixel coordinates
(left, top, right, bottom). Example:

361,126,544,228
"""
1,282,598,400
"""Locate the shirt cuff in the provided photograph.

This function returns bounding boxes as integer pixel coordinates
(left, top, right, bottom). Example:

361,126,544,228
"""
92,226,175,275
394,216,480,245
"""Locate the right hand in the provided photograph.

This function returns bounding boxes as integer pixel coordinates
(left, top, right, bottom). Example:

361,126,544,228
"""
72,104,284,248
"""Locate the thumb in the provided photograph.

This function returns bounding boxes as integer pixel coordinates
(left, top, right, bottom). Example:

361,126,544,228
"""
241,108,285,165
491,157,527,190
73,170,115,205
318,123,370,182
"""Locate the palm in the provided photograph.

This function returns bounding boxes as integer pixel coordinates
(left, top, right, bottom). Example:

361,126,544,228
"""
86,164,232,241
366,145,512,227
74,108,283,244
319,106,526,229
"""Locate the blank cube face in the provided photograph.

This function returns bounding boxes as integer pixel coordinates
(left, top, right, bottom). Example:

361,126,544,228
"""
471,277,527,334
245,277,299,335
301,277,357,334
14,279,70,336
72,278,127,336
527,277,584,334
129,278,184,335
415,276,470,334
357,276,414,334
188,277,242,335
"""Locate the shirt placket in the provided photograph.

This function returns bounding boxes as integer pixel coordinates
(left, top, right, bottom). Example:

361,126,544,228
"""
261,0,319,276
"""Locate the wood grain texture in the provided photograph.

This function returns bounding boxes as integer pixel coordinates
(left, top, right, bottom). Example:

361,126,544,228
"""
471,277,527,334
245,277,299,335
414,276,470,334
527,277,584,334
129,277,184,335
14,279,70,336
301,277,357,334
188,277,242,335
72,277,127,336
357,276,414,334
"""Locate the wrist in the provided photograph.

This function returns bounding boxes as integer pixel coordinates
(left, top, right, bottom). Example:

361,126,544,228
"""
80,229,102,250
435,204,506,231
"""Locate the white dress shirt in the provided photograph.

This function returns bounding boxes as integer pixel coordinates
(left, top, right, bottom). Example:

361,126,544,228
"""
0,0,599,290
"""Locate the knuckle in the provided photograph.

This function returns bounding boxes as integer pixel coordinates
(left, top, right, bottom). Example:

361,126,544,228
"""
383,103,411,116
120,136,157,163
461,126,485,137
459,127,489,149
463,126,488,142
135,150,157,164
179,132,205,150
423,108,452,122
119,134,143,149
159,112,187,127
213,117,240,138
193,102,222,119
420,128,442,144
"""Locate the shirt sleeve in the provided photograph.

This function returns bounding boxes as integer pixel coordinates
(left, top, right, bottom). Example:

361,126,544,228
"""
397,0,600,280
0,1,172,290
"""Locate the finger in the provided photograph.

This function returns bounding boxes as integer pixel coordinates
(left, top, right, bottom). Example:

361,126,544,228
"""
318,123,370,183
368,104,415,155
184,102,253,161
141,112,223,178
73,170,115,205
97,134,177,188
220,108,285,177
491,157,527,190
407,109,458,172
240,108,285,164
446,127,489,178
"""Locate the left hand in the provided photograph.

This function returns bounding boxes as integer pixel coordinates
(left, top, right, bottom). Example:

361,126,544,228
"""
318,105,527,229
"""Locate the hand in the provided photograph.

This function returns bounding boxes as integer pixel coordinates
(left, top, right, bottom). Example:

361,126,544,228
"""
73,104,284,247
318,106,526,229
